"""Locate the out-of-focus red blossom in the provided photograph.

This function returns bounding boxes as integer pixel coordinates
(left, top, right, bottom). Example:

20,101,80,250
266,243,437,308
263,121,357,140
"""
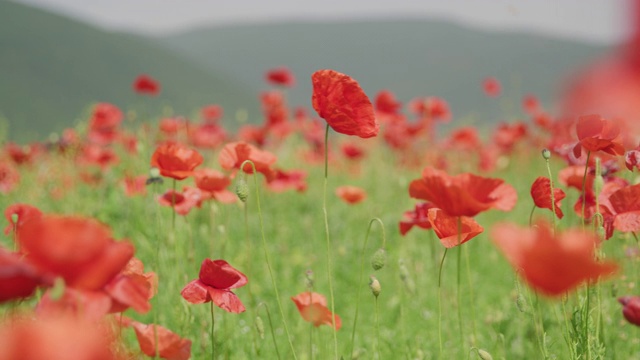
533,112,553,131
530,177,566,219
79,144,119,169
125,318,191,360
341,142,366,161
105,257,156,314
159,118,186,137
399,202,436,235
88,103,123,145
335,186,367,204
478,145,501,173
491,221,618,297
151,142,203,180
188,123,227,149
482,77,501,97
237,125,267,147
158,189,200,216
572,114,625,158
427,209,484,248
37,287,113,321
493,122,528,152
266,66,295,87
619,296,640,326
0,161,20,194
123,175,147,197
558,165,595,191
266,169,307,193
446,127,481,151
194,168,235,203
18,215,134,291
133,74,160,96
201,104,223,123
409,167,517,217
219,141,276,176
181,259,247,313
5,143,38,165
625,148,640,171
0,248,43,303
523,94,540,115
409,96,451,121
311,69,378,138
291,292,342,329
118,133,138,154
374,89,402,116
4,203,42,235
79,171,103,186
0,314,122,360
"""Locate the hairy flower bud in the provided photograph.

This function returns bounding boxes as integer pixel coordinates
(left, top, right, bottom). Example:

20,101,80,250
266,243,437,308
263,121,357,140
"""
369,275,381,298
371,248,387,271
235,179,249,203
255,316,265,340
541,148,551,160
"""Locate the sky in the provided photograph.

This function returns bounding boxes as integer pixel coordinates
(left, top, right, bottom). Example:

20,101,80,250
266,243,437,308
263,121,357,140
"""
14,0,629,44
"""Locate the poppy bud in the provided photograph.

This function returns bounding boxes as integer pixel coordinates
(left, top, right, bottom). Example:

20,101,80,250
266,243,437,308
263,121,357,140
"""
305,270,314,289
235,179,249,203
255,316,265,339
371,248,386,271
476,349,494,360
541,148,551,160
369,276,381,298
596,225,606,241
516,293,529,314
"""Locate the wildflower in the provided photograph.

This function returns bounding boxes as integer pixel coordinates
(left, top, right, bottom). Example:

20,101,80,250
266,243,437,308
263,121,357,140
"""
399,202,436,236
427,209,484,248
482,77,501,97
530,177,566,219
572,114,625,158
151,142,203,180
266,67,295,87
133,74,160,96
618,296,640,326
335,185,367,204
311,69,378,138
181,259,248,313
291,291,342,329
218,141,276,177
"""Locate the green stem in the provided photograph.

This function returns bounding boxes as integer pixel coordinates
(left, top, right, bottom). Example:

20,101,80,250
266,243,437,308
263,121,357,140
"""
322,124,339,359
581,151,591,228
258,302,282,360
544,158,557,232
239,160,298,360
375,296,381,359
172,178,176,231
437,247,449,359
210,301,215,360
534,293,548,359
463,245,477,345
529,206,536,227
350,218,386,359
456,217,464,355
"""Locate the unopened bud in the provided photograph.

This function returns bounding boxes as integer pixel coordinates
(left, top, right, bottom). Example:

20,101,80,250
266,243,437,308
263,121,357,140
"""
146,167,163,185
371,248,386,271
596,225,606,241
235,179,249,203
305,270,314,289
477,349,493,360
255,316,265,340
369,276,381,298
541,148,551,160
516,293,529,313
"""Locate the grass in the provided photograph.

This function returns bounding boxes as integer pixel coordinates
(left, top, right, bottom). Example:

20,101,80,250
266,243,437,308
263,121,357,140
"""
1,115,640,359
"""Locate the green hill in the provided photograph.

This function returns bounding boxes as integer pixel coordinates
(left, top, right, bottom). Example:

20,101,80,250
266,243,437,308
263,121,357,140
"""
160,20,609,128
0,1,255,142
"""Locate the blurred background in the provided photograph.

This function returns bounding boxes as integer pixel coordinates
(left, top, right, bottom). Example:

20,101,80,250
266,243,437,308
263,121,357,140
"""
0,0,630,141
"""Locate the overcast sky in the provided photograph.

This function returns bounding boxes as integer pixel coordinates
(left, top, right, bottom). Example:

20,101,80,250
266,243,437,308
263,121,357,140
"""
15,0,629,44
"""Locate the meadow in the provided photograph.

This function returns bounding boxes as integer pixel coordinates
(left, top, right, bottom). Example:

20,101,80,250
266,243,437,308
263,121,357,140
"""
1,69,639,360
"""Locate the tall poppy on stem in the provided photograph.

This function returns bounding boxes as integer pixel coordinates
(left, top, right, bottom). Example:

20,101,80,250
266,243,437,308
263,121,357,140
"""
311,68,377,360
530,176,566,222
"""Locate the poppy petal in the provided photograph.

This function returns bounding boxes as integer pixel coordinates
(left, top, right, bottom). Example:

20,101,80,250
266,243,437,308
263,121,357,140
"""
208,288,246,313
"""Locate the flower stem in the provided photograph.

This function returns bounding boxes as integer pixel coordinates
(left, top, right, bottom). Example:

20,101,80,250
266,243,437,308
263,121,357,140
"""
240,160,298,360
581,151,591,228
456,217,464,355
463,245,477,345
544,157,557,233
374,295,381,359
210,301,216,360
350,218,386,359
171,178,176,231
529,206,536,227
258,302,282,360
322,124,339,359
437,247,449,359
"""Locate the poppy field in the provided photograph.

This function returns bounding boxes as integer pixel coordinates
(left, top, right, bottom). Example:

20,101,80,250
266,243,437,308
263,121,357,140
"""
3,58,640,360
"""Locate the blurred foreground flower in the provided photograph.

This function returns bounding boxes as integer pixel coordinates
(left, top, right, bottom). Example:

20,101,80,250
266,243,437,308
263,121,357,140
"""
291,291,342,329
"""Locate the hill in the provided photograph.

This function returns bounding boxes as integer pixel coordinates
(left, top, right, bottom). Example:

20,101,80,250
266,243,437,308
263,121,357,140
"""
160,19,609,128
0,1,254,141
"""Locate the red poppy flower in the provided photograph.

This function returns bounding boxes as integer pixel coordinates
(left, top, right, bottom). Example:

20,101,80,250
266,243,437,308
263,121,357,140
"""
151,142,203,180
374,90,402,115
399,202,436,235
266,169,307,193
88,103,123,145
123,175,147,197
266,67,296,87
618,296,640,326
558,165,595,192
530,177,566,219
79,144,119,169
17,215,134,291
409,97,451,121
0,314,121,360
194,169,236,203
4,203,42,235
157,189,200,216
409,167,517,217
5,142,38,165
0,161,20,194
105,257,156,314
427,209,484,248
291,292,342,329
482,77,501,97
181,259,247,313
491,221,618,297
133,74,160,96
572,114,625,158
609,182,640,233
0,249,43,303
523,94,540,115
335,185,367,204
340,142,366,161
493,122,528,153
311,69,378,138
446,127,481,151
201,104,223,123
218,141,276,177
36,287,113,321
625,149,640,171
159,118,186,137
127,319,192,360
